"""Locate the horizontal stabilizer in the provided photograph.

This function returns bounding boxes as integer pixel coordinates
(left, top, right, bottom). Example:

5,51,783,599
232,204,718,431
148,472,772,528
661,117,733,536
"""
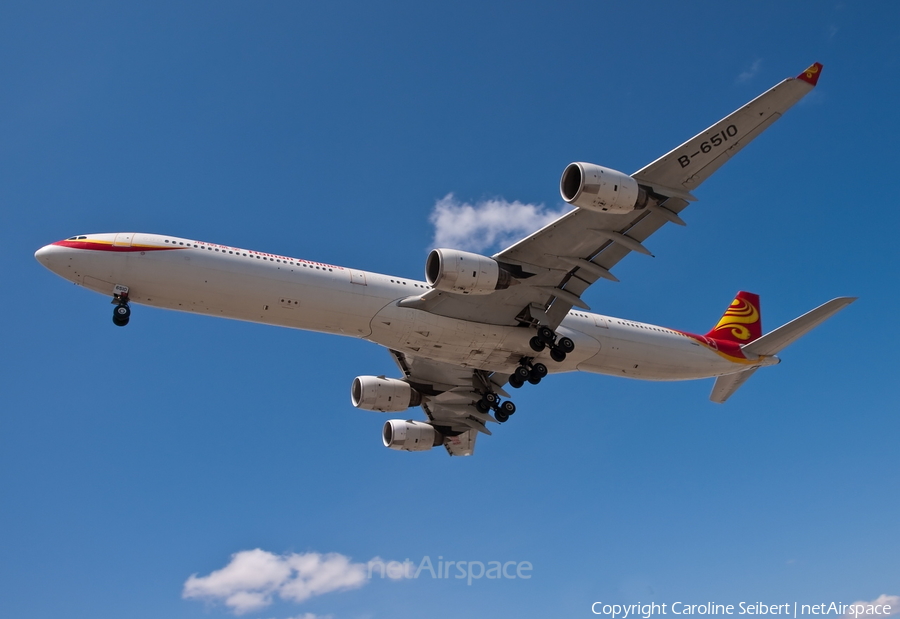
710,367,759,403
743,297,857,357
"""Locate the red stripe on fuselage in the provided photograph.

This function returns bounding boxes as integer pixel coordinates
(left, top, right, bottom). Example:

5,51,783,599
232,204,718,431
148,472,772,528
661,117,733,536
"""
52,240,184,252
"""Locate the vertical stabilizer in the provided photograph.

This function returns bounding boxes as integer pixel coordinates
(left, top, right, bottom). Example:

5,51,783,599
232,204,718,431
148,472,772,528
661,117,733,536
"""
706,291,762,344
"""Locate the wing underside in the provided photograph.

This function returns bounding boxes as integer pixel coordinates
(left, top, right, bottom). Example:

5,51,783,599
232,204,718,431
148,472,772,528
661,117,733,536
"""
401,64,822,332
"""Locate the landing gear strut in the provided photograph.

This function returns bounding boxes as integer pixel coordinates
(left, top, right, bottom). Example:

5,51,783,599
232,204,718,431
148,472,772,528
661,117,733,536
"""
111,285,131,327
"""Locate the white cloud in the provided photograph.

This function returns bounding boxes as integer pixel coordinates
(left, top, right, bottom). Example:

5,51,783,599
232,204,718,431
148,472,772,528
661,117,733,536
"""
429,193,570,253
737,59,762,84
843,595,900,618
183,549,369,615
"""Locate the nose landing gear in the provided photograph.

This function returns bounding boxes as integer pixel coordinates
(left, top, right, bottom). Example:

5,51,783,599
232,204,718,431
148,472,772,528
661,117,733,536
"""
113,304,131,326
111,285,131,327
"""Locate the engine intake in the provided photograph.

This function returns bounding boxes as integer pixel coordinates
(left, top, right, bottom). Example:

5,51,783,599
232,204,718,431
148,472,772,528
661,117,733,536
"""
425,248,513,295
383,420,439,452
351,376,421,412
560,162,648,214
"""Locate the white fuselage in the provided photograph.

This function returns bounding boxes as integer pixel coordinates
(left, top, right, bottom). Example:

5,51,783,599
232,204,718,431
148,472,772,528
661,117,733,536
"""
35,233,765,381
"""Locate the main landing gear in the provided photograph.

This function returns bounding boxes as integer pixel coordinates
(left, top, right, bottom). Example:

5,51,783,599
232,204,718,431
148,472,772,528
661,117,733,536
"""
474,391,517,424
509,360,548,389
512,324,575,387
472,325,574,424
111,285,131,327
528,326,575,363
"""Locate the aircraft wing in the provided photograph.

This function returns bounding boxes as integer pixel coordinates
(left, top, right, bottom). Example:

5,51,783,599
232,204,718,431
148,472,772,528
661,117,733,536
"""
405,63,822,329
389,349,512,456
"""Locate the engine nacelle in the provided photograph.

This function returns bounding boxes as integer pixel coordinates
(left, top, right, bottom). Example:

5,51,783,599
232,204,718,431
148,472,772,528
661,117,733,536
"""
382,420,439,452
425,248,513,295
351,376,421,412
560,162,649,214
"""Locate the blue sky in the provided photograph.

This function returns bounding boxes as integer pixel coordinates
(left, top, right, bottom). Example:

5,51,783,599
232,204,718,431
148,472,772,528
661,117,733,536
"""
2,2,899,618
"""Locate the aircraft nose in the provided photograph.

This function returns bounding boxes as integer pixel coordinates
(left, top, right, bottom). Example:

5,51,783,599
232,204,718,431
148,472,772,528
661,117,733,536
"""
35,242,69,272
34,243,56,266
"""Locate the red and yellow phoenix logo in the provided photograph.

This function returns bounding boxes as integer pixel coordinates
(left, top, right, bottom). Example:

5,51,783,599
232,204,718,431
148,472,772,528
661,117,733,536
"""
797,62,823,86
711,298,760,341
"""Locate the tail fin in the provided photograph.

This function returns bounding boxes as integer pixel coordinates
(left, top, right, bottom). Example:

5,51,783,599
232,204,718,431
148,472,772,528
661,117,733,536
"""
706,291,762,344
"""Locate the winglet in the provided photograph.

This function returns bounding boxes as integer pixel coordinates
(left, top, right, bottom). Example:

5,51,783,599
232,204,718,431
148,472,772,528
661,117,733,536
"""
796,62,823,86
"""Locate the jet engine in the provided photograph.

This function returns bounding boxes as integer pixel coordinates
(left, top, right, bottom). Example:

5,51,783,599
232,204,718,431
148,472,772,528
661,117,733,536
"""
560,162,649,214
351,376,421,412
382,419,439,452
425,248,513,295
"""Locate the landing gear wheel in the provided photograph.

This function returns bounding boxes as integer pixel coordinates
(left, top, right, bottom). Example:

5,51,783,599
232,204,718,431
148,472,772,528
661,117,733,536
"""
550,348,567,363
557,336,575,354
529,336,546,352
514,366,530,381
112,304,130,327
475,399,490,414
531,363,548,379
537,326,556,344
509,375,525,389
500,400,516,415
527,374,541,385
483,392,499,407
495,410,510,423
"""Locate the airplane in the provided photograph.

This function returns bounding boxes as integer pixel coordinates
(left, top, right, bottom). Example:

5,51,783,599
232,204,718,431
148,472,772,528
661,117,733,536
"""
34,62,854,456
